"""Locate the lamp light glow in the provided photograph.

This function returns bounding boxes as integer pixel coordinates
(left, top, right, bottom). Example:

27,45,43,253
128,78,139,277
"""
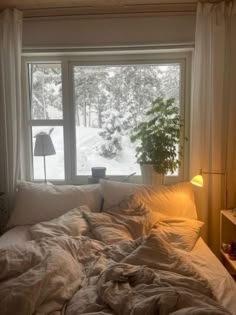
191,174,203,187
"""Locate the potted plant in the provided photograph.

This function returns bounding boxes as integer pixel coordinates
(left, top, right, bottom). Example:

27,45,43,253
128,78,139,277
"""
130,97,182,185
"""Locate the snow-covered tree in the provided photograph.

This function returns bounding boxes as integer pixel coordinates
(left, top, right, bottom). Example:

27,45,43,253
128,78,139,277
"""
31,64,62,120
99,110,123,158
159,65,180,105
74,67,109,127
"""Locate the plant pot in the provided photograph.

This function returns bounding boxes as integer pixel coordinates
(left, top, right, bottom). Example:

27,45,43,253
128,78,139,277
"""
91,167,106,178
140,164,164,186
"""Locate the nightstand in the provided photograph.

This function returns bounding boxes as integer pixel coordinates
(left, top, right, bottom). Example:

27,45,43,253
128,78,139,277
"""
220,210,236,278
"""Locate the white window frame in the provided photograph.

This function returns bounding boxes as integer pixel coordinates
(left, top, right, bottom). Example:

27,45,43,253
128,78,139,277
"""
22,49,192,185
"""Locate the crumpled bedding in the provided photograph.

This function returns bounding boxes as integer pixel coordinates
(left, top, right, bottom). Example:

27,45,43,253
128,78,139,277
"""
0,205,231,315
97,263,229,315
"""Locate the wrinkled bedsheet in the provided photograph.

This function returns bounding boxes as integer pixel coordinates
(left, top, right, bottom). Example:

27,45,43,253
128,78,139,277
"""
0,231,230,315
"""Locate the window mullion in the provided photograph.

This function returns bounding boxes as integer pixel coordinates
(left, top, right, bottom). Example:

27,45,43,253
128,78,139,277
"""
62,60,74,184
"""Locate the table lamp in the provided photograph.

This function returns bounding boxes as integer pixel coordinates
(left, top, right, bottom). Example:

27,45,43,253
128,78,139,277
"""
34,130,56,183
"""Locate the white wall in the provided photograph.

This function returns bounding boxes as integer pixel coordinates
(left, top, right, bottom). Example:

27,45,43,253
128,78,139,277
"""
23,14,196,49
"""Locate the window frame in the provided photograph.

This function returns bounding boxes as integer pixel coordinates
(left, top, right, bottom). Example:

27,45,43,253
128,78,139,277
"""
22,49,192,185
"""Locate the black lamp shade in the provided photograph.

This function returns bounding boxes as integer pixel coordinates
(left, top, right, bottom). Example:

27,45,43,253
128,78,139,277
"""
34,132,56,156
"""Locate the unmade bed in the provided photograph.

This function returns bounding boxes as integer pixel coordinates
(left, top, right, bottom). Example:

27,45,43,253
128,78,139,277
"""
0,180,235,315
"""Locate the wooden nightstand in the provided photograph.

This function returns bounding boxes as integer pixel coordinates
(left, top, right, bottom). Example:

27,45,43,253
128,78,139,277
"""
220,210,236,278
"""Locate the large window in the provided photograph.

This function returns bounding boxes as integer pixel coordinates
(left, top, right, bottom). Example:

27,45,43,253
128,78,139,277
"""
24,51,191,184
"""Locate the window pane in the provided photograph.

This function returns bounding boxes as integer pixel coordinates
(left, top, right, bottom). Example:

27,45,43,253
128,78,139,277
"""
29,63,63,120
73,64,180,176
32,126,65,180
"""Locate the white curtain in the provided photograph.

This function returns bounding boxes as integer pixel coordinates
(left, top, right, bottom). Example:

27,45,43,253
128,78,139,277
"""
0,9,23,215
190,1,236,255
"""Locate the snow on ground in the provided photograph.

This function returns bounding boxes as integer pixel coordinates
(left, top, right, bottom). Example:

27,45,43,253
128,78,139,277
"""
33,126,140,180
76,126,140,176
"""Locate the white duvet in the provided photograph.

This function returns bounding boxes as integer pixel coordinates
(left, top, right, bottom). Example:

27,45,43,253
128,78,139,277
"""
0,203,234,315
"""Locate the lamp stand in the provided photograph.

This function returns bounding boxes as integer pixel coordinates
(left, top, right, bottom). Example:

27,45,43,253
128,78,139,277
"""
43,155,47,184
201,169,228,209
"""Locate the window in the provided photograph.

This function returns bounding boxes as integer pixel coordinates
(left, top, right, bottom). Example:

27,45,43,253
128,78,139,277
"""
24,51,191,184
28,63,65,180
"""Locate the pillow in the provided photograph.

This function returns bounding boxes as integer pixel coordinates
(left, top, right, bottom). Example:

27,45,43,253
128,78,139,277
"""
100,179,145,211
100,179,197,219
152,217,204,251
8,181,102,228
82,195,156,244
29,206,92,240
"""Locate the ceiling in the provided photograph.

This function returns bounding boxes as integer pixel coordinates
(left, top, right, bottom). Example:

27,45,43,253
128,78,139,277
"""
0,0,198,18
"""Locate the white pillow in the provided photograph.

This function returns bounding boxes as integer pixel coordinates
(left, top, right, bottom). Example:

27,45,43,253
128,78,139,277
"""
152,217,204,251
100,179,145,211
29,206,92,240
100,179,197,219
8,181,102,228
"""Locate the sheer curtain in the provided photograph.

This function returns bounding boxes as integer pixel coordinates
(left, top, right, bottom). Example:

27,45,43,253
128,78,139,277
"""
0,9,23,220
190,1,236,255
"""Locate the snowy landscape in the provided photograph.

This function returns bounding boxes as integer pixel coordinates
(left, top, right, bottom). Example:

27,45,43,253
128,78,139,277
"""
31,63,180,180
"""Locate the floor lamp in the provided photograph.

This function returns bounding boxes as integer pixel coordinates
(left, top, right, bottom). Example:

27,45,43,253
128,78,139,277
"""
191,168,228,209
34,131,56,183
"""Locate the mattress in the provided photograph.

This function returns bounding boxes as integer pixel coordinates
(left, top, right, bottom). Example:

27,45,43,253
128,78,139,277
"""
182,237,236,315
0,225,235,314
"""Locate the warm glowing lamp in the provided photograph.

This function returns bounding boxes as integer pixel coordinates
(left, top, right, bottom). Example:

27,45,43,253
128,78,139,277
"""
191,174,204,187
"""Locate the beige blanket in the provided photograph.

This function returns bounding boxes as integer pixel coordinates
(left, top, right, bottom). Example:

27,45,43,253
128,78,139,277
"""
0,232,230,315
